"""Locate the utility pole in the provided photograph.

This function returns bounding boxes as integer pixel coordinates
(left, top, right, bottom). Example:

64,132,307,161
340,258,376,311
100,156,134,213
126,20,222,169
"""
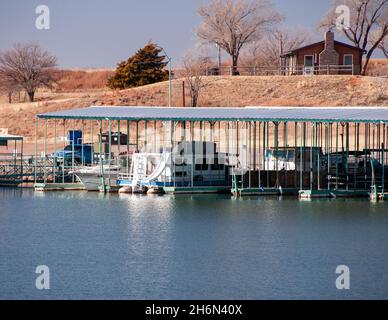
157,45,172,108
182,81,186,107
216,43,221,75
168,57,172,107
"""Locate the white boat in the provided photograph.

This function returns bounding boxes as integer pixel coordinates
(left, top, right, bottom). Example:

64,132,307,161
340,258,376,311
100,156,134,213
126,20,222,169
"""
118,141,231,189
264,147,327,171
70,164,121,191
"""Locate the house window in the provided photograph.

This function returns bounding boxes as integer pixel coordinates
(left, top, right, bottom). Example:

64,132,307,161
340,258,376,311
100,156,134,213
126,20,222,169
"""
304,55,314,67
344,54,354,66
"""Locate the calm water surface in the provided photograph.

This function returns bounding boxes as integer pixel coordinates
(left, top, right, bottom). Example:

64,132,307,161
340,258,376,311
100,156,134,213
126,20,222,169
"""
0,187,388,300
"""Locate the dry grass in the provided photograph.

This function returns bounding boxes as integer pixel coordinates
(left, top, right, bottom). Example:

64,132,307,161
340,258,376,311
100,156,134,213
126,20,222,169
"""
366,59,388,77
101,75,388,108
55,69,114,91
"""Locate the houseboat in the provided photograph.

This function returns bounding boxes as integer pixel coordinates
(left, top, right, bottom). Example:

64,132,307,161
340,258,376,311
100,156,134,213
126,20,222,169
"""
117,141,231,191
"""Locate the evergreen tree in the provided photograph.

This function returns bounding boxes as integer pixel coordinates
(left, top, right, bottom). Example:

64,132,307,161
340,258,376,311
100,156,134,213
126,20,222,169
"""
108,43,169,89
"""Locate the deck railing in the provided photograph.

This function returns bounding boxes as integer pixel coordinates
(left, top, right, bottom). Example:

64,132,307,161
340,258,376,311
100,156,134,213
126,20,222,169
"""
205,65,355,76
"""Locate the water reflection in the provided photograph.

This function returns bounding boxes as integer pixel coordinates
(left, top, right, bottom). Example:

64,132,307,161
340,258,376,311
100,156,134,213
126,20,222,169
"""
1,188,388,299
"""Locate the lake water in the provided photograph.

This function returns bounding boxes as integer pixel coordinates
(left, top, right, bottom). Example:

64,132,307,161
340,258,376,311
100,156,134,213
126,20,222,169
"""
0,187,388,300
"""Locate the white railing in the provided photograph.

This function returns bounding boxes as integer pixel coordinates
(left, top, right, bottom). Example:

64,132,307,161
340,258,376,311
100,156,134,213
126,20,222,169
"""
205,65,355,76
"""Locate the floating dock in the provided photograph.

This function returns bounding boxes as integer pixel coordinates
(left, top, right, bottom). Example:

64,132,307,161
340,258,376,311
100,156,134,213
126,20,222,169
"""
34,182,85,191
164,186,230,194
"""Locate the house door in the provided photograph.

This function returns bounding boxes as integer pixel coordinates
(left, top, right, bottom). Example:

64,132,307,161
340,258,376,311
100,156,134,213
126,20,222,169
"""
304,55,315,75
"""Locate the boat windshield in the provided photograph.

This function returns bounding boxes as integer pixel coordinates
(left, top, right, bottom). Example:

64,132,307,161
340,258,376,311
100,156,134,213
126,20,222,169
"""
64,145,82,151
266,150,295,161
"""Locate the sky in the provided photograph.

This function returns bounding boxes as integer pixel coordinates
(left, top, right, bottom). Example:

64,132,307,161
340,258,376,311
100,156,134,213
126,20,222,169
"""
0,0,376,69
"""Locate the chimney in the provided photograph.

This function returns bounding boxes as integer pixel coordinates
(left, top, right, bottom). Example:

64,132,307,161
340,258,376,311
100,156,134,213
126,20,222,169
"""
324,30,335,50
319,30,339,71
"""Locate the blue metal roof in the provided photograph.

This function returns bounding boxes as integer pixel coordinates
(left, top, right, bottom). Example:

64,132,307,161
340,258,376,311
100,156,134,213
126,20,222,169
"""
0,134,24,141
37,106,388,123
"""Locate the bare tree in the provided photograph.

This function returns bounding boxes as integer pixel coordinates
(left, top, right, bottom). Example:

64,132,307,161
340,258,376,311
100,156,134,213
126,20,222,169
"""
181,54,213,107
321,0,388,75
241,28,313,68
197,0,282,75
0,43,57,102
0,74,22,103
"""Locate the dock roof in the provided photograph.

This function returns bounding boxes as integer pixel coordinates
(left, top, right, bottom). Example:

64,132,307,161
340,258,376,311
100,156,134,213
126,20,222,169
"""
0,134,23,141
37,106,388,123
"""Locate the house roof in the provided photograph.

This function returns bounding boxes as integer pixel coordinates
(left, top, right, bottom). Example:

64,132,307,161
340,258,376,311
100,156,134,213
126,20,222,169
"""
37,106,388,124
281,40,366,57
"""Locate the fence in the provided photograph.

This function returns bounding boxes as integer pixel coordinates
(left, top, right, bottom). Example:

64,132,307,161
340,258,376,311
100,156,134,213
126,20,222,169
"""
205,65,355,76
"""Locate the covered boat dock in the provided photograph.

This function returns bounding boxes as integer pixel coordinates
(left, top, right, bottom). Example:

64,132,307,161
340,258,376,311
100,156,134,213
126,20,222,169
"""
0,134,24,186
36,106,388,199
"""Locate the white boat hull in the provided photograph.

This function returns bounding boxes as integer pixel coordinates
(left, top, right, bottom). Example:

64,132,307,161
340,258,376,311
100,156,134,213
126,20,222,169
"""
71,165,120,191
75,172,117,191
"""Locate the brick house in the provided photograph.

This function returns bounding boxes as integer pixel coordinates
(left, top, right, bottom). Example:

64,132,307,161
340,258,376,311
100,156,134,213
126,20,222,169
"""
280,31,366,75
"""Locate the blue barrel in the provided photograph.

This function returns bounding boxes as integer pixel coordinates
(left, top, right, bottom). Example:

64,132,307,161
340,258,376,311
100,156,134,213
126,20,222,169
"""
68,130,82,145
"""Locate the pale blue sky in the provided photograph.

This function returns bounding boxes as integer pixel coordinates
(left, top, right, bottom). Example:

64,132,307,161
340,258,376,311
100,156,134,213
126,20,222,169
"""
0,0,360,68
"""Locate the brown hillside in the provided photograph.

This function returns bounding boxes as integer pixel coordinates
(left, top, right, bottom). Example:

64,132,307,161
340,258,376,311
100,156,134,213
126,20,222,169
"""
0,75,387,146
56,69,114,91
98,75,388,108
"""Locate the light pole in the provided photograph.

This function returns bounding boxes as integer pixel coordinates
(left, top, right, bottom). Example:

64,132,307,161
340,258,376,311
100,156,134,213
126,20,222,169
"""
157,46,172,108
215,43,221,75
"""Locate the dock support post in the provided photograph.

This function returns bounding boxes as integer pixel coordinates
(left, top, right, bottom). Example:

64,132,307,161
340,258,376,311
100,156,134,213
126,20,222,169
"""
310,123,314,191
258,122,262,189
136,121,139,152
317,123,321,190
284,122,288,188
144,120,147,153
382,141,385,197
327,123,332,191
173,121,177,188
91,120,94,163
354,123,357,191
364,123,368,190
99,120,106,193
20,138,23,184
154,121,157,153
191,121,195,188
336,123,339,190
274,121,279,188
232,121,238,196
34,118,38,184
71,120,75,183
248,122,252,189
241,122,245,189
346,123,349,191
266,122,270,189
253,122,257,173
183,121,187,186
53,120,56,184
263,121,266,188
44,119,47,183
62,120,66,184
294,122,298,189
299,123,304,190
108,120,112,185
81,120,85,167
384,124,387,196
118,120,121,180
